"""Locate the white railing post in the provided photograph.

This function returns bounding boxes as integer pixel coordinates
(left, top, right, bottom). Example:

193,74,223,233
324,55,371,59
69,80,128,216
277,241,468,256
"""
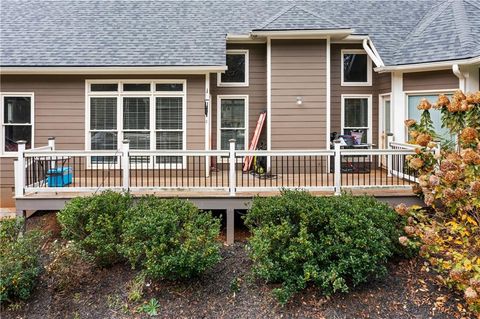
48,137,56,170
387,133,394,177
122,140,130,192
14,140,26,197
229,139,236,196
333,139,341,195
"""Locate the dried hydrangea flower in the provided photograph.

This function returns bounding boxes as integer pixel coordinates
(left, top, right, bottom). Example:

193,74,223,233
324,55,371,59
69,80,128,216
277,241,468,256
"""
465,287,478,304
395,203,408,216
470,181,480,194
398,236,409,246
417,98,432,110
461,148,480,165
453,90,466,101
404,119,416,127
416,133,432,147
444,171,459,185
429,175,439,186
404,226,415,236
436,94,450,108
410,130,420,139
460,127,478,143
409,157,424,170
427,142,436,149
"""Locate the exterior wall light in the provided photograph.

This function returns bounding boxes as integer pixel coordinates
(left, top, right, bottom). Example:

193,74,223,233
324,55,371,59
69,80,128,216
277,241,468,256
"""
296,96,303,106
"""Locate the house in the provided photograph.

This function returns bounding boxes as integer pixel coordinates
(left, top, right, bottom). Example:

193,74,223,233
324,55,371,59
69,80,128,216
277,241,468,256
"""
1,0,479,226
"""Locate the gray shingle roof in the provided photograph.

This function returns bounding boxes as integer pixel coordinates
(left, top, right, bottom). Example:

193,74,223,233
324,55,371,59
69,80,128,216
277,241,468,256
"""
1,0,479,67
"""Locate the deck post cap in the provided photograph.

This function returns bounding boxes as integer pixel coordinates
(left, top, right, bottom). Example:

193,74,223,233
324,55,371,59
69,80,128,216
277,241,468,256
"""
333,139,341,144
228,139,236,143
122,139,130,144
387,132,394,136
48,136,56,140
16,140,27,144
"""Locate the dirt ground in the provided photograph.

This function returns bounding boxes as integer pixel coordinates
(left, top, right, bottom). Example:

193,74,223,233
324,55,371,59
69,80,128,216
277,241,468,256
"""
1,211,475,319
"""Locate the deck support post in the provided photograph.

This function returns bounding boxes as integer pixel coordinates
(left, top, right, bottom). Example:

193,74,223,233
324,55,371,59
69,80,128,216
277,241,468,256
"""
387,133,394,177
122,140,130,192
226,208,234,245
229,139,236,196
333,139,341,195
14,140,26,198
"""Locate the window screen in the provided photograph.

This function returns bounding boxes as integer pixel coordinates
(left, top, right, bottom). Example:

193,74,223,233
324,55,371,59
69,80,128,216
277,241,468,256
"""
123,97,149,130
343,98,369,143
90,97,117,130
220,99,246,150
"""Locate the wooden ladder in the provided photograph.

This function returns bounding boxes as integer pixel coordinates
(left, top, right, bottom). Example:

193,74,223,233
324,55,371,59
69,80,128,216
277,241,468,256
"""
243,111,266,172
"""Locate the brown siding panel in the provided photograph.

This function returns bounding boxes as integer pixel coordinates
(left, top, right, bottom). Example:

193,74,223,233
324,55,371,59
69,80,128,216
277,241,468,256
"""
403,70,459,91
330,44,382,146
211,43,267,149
271,39,327,149
0,74,205,207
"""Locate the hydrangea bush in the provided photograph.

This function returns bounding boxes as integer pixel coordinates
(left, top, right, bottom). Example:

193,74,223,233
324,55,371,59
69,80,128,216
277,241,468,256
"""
400,90,480,314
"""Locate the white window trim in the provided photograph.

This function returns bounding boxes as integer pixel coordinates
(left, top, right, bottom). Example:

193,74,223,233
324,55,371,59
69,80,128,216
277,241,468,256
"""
216,95,249,151
378,92,392,149
85,80,187,169
404,89,456,142
341,49,372,86
217,49,249,87
0,92,35,156
341,94,373,144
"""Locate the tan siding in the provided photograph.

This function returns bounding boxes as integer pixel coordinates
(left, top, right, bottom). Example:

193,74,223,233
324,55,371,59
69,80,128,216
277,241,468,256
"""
271,39,327,149
330,44,381,145
211,43,267,149
0,157,15,208
403,70,459,91
377,72,392,94
0,74,205,207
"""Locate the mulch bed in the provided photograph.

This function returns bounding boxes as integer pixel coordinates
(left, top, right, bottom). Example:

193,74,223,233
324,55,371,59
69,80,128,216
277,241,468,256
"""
1,211,475,319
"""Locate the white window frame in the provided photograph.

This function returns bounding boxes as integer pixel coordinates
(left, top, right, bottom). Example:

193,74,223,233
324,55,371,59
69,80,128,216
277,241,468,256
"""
341,94,373,144
378,92,392,149
216,95,249,152
217,49,249,87
85,80,187,169
404,89,455,142
341,49,372,87
0,92,35,156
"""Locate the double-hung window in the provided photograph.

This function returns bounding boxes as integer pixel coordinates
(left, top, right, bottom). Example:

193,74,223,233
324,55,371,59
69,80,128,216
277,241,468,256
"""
1,93,34,153
86,80,186,166
218,50,249,87
341,49,372,86
341,95,372,144
217,96,248,150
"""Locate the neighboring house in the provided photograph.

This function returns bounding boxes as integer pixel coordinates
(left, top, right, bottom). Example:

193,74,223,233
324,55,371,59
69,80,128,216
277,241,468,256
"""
0,0,479,211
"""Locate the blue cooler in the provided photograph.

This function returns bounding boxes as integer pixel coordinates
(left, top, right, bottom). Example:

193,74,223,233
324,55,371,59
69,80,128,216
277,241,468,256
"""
47,167,72,187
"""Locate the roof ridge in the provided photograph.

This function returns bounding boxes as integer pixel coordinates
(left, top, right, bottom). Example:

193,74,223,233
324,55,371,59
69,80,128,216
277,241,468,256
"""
292,4,343,28
411,0,453,36
452,0,474,50
392,0,453,61
256,3,297,30
257,3,342,30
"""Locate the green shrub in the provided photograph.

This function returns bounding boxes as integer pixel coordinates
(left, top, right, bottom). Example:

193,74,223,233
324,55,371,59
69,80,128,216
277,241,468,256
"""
244,190,403,304
0,218,43,303
57,191,132,267
120,196,221,280
45,241,94,291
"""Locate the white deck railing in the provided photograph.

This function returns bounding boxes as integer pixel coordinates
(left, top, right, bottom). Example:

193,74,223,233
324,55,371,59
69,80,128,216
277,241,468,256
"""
14,136,420,197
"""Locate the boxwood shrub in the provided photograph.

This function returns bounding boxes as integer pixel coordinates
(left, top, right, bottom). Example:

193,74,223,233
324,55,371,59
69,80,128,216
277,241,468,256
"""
244,190,403,304
57,191,133,267
120,196,221,280
0,218,43,303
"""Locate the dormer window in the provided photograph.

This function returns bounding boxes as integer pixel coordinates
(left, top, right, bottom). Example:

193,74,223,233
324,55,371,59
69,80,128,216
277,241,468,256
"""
218,50,249,87
341,49,372,86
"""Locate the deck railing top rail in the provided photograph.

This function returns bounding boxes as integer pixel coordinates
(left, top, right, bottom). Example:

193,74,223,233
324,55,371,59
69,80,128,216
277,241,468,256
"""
15,137,420,198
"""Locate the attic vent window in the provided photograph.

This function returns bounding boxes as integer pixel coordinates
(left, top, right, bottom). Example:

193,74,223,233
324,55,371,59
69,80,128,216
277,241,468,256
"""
341,49,372,86
218,50,249,87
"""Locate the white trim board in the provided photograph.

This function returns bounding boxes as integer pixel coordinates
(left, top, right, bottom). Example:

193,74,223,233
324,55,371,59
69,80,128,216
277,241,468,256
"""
340,94,373,144
341,49,373,86
85,79,187,169
216,95,249,152
0,92,35,155
217,49,249,87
